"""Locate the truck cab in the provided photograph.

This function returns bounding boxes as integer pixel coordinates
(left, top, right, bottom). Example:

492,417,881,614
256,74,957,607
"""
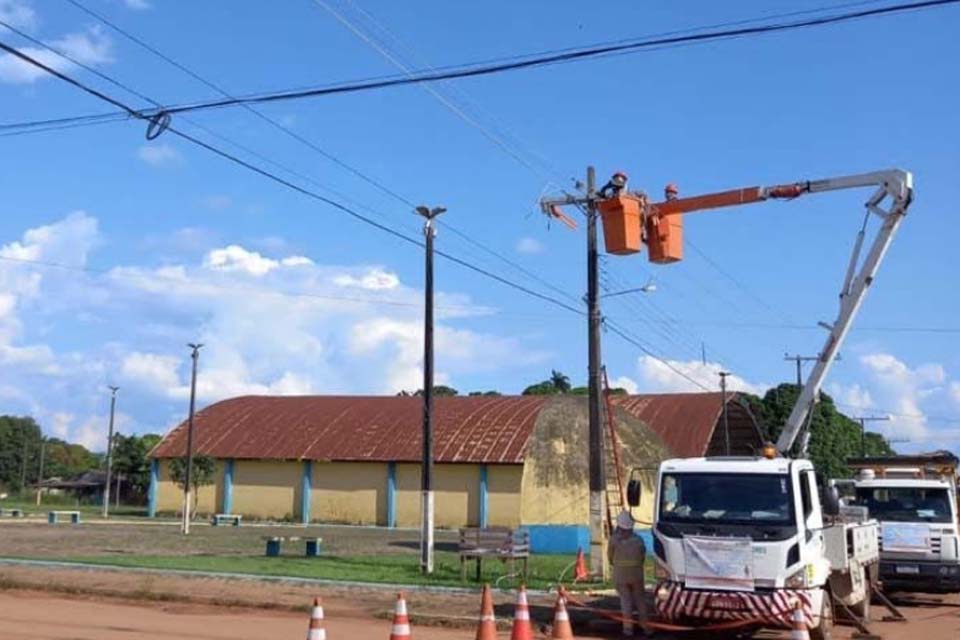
653,455,878,638
849,456,960,592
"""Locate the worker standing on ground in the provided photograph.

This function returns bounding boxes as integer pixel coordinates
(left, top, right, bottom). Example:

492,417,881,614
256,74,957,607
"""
608,510,647,637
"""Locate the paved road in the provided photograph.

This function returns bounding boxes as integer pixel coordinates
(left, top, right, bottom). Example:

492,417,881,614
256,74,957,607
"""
0,590,958,639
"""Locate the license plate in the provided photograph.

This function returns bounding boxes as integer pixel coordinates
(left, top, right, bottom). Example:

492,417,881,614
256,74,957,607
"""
710,595,742,610
896,565,920,575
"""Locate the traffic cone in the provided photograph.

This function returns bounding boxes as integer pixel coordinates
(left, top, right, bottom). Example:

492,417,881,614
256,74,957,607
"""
389,592,412,640
475,583,498,640
550,588,575,639
510,585,534,640
306,597,326,640
790,600,811,640
572,548,588,583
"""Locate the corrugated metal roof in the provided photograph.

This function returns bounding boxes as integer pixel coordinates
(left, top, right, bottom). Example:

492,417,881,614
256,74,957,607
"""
612,392,730,458
151,393,735,463
151,395,550,464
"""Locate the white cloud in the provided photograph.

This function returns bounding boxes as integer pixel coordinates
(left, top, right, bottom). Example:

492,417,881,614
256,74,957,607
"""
137,143,181,167
0,26,112,84
951,382,960,405
516,237,545,255
610,375,639,395
50,412,74,439
856,352,945,442
334,267,399,290
828,382,874,414
631,355,767,395
0,0,36,30
121,352,181,393
123,0,151,9
281,256,313,267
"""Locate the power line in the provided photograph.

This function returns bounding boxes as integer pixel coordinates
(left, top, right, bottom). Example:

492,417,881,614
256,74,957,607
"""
109,0,959,119
604,320,714,392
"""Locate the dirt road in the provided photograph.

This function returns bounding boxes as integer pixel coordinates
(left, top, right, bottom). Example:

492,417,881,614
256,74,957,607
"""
1,590,959,639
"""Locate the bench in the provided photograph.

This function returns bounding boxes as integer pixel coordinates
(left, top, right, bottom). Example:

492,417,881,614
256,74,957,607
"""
212,513,242,527
0,508,24,517
459,526,530,582
262,536,322,557
48,510,81,524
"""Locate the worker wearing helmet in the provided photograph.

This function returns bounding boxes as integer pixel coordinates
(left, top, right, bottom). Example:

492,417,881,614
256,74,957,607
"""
608,510,648,636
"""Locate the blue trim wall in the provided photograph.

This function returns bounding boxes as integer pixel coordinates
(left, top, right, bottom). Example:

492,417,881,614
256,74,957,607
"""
479,464,489,528
386,462,397,528
222,459,234,514
147,459,158,518
301,460,312,524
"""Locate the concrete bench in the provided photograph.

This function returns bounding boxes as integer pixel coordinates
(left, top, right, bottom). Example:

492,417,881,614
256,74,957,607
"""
262,536,322,557
48,510,81,524
0,508,24,517
459,526,530,582
212,513,242,527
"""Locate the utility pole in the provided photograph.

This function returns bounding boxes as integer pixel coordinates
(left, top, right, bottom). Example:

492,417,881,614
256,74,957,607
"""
585,166,607,580
855,415,891,457
102,385,119,518
182,343,203,535
539,166,617,580
416,205,445,575
719,371,732,455
19,431,28,496
35,437,45,506
784,354,819,388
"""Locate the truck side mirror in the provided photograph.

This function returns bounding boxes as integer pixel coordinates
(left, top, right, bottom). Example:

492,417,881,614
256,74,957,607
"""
627,479,642,507
823,486,841,516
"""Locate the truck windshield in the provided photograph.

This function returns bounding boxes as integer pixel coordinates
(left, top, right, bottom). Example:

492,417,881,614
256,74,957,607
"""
854,487,953,523
659,473,794,525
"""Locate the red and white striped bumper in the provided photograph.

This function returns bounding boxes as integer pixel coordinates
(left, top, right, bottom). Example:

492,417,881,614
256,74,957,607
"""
654,581,814,629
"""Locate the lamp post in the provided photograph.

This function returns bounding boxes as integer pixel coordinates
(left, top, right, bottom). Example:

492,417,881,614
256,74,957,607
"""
182,343,203,535
102,386,119,518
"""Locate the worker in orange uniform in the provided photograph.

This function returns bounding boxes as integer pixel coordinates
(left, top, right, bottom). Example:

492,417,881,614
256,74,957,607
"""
608,510,648,637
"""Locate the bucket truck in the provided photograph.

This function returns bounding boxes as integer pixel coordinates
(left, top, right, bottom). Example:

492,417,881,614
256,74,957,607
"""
637,169,913,638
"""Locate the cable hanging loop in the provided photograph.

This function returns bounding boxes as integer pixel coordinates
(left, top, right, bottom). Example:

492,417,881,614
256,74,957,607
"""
145,111,172,140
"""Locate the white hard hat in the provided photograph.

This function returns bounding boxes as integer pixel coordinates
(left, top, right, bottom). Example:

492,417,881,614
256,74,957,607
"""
617,510,634,530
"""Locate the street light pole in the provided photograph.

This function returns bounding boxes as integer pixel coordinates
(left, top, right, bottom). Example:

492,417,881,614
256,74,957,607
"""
719,372,732,455
35,437,45,506
416,205,445,575
182,343,203,535
856,415,891,457
102,386,119,518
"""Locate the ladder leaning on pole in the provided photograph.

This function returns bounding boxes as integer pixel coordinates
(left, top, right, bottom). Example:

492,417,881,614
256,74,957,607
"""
601,366,627,533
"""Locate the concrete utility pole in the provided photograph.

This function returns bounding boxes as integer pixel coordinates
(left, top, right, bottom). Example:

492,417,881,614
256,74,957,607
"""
784,354,819,388
102,385,119,518
35,437,45,506
856,415,891,457
719,372,732,455
182,343,203,535
538,166,612,579
416,205,445,575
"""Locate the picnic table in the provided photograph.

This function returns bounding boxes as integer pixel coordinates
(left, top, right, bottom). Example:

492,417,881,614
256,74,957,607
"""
261,536,323,557
212,513,242,526
458,526,530,582
0,508,24,517
48,510,81,524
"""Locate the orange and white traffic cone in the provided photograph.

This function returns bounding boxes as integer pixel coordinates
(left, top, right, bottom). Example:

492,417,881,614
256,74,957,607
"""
389,592,412,640
572,548,588,582
790,600,811,640
510,585,534,640
550,588,575,639
474,583,498,640
306,597,326,640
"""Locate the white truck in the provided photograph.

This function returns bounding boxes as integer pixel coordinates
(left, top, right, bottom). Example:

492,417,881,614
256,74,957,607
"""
636,169,913,638
849,453,960,592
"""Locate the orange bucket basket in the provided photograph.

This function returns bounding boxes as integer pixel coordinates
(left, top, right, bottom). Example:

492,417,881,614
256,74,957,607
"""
597,195,642,255
646,213,683,263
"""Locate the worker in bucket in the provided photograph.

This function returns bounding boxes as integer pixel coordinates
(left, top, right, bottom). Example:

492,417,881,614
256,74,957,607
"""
608,510,648,636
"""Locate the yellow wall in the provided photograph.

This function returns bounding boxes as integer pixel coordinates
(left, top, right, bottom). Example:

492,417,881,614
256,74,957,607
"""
232,460,299,520
311,461,387,525
395,462,421,528
520,454,589,525
435,464,480,528
486,465,522,527
154,459,221,516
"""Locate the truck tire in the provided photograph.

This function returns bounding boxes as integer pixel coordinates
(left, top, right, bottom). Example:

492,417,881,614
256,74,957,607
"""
811,593,834,640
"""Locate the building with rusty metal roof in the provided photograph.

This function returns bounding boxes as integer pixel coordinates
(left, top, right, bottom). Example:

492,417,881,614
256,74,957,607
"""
148,392,762,551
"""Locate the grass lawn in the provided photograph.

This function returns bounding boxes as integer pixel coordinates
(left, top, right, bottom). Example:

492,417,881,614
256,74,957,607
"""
57,552,597,590
1,497,147,519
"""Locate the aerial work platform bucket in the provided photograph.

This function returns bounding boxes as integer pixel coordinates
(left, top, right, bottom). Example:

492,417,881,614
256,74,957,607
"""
646,213,683,263
597,195,642,255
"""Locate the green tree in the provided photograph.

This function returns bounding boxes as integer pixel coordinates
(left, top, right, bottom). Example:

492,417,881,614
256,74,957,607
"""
752,383,895,478
468,391,502,396
167,455,217,513
0,416,42,494
111,433,162,502
42,438,99,481
522,370,574,395
550,370,571,393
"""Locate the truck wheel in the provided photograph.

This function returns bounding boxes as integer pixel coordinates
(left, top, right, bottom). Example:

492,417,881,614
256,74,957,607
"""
810,594,834,640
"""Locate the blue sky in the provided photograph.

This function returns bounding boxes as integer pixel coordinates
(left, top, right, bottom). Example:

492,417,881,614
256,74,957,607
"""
0,0,957,453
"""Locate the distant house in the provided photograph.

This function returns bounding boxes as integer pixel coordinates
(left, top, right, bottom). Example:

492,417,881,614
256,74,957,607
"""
36,470,105,503
149,393,762,551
